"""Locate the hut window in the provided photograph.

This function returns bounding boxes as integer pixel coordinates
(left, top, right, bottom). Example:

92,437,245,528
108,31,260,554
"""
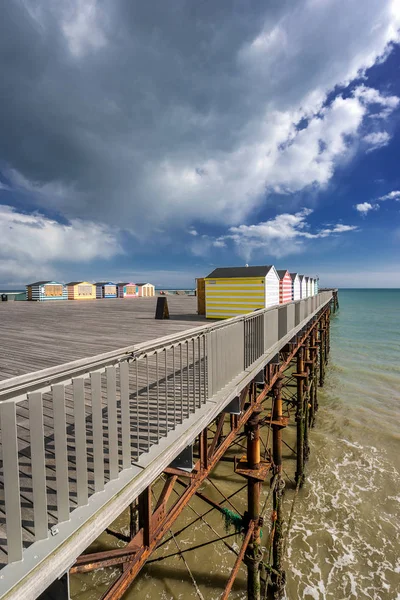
126,285,135,295
104,285,116,295
78,285,92,296
45,285,63,297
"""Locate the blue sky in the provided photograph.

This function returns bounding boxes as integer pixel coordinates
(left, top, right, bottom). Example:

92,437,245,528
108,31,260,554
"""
0,1,400,288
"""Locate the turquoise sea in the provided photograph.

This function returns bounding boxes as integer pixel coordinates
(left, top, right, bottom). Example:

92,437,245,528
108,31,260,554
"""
286,289,400,599
68,289,400,600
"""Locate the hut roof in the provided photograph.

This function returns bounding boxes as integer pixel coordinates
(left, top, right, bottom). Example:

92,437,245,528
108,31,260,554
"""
276,269,289,280
290,272,298,281
66,281,90,286
117,282,134,286
136,282,150,286
95,282,115,286
27,281,57,286
206,266,274,279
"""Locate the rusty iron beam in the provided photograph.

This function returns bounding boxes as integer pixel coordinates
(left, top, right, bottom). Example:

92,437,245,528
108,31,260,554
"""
221,520,255,600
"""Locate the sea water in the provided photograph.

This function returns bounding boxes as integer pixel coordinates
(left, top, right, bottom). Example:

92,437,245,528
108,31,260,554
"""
71,289,400,599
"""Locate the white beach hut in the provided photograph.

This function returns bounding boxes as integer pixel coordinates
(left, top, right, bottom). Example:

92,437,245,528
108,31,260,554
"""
290,273,301,301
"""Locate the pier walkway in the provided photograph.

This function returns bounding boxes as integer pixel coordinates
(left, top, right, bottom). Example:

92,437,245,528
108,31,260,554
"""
0,292,333,599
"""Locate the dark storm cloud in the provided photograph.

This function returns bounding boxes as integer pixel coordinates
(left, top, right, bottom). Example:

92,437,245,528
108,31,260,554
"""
0,0,398,233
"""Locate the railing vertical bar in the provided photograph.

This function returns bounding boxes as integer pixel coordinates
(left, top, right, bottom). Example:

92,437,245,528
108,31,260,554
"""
1,402,23,562
186,341,190,415
106,366,118,480
73,377,88,507
53,384,70,523
165,348,168,434
180,344,184,422
173,345,176,428
192,338,196,412
197,336,201,408
203,335,207,403
207,332,212,399
156,351,160,440
120,361,131,469
91,371,104,493
28,391,48,541
146,355,150,450
136,360,140,460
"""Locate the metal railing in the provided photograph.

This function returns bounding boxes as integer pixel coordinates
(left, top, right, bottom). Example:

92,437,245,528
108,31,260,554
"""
0,291,333,573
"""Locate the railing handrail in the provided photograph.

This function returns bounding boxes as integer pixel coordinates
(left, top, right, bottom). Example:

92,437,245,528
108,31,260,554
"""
0,292,332,402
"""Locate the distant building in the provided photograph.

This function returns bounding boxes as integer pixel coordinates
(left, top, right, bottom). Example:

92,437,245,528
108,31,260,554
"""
204,265,280,319
26,281,67,301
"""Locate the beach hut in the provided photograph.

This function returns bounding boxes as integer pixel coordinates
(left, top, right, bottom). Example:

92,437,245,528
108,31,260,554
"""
26,281,67,302
95,282,117,299
204,265,279,319
304,276,310,297
277,270,292,304
117,282,138,298
290,273,301,301
298,275,306,299
66,281,96,300
310,278,316,296
136,283,155,297
314,278,319,295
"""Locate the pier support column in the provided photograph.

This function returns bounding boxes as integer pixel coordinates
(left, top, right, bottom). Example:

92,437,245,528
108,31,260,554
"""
138,486,152,547
244,409,262,600
309,329,317,428
270,377,286,599
303,338,310,463
319,317,325,387
325,309,330,361
294,348,305,487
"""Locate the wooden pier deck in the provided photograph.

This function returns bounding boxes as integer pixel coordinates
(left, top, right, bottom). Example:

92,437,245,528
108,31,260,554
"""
0,296,205,380
0,292,333,599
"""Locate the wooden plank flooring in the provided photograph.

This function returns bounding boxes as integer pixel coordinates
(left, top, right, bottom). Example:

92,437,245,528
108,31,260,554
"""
0,296,209,567
0,296,206,381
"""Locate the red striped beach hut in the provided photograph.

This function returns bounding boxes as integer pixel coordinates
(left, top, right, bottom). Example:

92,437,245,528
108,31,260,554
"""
277,270,292,304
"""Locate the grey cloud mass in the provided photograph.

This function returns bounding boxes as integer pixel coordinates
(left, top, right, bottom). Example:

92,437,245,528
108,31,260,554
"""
0,0,399,235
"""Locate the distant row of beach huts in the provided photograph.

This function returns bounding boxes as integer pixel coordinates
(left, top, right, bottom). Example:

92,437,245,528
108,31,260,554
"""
198,266,320,319
26,281,155,301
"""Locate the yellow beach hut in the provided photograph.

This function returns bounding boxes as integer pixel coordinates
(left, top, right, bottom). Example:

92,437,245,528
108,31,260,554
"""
204,265,280,319
66,281,96,300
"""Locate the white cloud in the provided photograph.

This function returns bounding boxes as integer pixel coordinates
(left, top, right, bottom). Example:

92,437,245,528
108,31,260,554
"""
210,209,358,261
0,1,399,235
363,131,391,152
354,202,379,215
0,205,122,284
378,190,400,201
188,229,198,236
61,0,106,57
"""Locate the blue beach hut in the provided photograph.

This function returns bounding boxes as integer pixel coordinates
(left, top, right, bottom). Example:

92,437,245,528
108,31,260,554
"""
26,281,67,301
95,282,117,299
